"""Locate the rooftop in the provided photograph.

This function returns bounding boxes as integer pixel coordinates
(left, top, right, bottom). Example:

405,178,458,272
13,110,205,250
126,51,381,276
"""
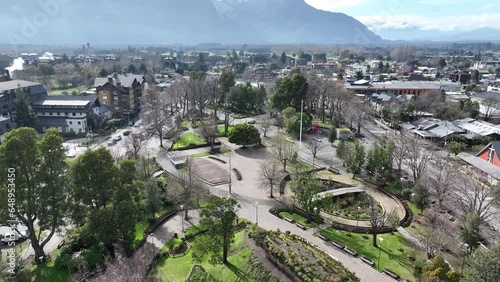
0,80,42,92
460,152,500,180
346,81,441,90
454,118,500,136
32,95,97,108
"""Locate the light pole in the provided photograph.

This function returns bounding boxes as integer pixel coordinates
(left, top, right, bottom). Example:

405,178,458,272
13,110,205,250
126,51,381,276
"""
180,205,184,233
378,237,384,270
314,207,318,233
357,206,361,227
461,243,471,273
255,202,259,225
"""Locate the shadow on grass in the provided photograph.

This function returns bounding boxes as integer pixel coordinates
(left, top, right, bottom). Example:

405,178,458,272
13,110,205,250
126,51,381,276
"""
226,262,251,282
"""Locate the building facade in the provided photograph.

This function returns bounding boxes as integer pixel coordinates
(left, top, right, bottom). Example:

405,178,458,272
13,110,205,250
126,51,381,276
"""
94,73,144,118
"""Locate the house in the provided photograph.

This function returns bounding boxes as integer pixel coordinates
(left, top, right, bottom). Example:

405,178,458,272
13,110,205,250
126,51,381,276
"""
449,72,471,85
472,91,500,119
476,141,500,168
336,128,353,140
311,62,338,71
345,64,367,77
32,95,101,134
459,141,500,185
253,67,273,82
454,118,500,139
94,73,144,118
401,118,464,141
0,80,48,137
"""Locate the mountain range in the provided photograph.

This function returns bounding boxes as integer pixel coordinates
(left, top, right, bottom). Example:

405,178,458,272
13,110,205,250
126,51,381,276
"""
0,0,383,45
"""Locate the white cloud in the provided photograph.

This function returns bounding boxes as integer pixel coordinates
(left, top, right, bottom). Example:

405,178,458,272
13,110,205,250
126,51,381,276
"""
484,3,493,9
304,0,368,10
356,13,500,32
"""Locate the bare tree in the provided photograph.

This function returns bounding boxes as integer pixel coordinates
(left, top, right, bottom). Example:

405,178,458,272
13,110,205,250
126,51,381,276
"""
481,97,500,121
177,157,201,219
306,139,326,167
453,175,500,224
329,86,353,127
124,133,148,159
427,160,456,208
198,119,218,151
405,137,433,182
271,134,297,171
367,196,388,247
416,212,447,259
391,131,409,172
259,159,282,198
350,99,370,135
141,87,172,148
258,117,274,138
187,76,211,120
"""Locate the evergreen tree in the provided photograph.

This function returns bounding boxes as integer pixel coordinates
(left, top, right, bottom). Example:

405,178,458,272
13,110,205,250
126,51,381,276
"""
14,86,38,130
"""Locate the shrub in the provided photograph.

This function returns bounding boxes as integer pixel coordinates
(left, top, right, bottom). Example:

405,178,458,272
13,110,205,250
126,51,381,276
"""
82,245,105,270
54,247,83,273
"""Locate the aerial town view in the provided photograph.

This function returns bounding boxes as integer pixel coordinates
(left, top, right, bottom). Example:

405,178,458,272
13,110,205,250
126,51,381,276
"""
1,0,500,281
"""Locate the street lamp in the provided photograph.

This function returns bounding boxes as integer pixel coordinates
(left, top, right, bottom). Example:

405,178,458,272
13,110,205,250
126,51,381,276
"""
357,206,361,227
313,207,318,233
461,243,471,273
255,202,259,225
378,237,384,271
180,205,184,233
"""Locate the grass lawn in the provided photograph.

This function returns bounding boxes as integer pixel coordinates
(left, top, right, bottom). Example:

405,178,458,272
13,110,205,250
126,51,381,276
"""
173,133,207,149
49,86,87,95
217,125,234,135
313,120,333,129
131,219,149,249
320,228,426,281
279,211,317,229
154,230,276,282
192,148,231,157
160,236,184,253
17,249,69,282
286,160,315,172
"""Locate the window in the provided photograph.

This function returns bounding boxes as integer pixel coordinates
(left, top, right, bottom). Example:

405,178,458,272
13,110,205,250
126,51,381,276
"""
72,113,76,116
66,112,69,116
115,106,119,110
69,121,72,125
50,112,53,116
77,121,81,125
113,96,119,101
57,112,60,116
102,96,108,100
114,101,119,105
488,148,495,163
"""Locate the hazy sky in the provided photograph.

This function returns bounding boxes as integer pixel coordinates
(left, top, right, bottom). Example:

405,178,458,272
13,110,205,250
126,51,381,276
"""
305,0,500,32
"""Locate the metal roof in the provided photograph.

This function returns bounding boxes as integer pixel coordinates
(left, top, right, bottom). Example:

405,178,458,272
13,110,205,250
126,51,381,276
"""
0,80,41,92
460,153,500,180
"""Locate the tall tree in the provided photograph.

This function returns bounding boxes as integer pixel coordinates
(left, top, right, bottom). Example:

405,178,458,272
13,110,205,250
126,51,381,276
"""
271,134,296,171
193,197,240,264
420,255,460,282
14,86,38,129
417,212,447,259
306,139,326,166
259,159,282,198
177,157,200,219
405,137,433,182
71,147,118,213
271,74,308,112
453,175,499,224
290,173,323,220
280,51,287,65
0,128,68,263
427,160,456,208
342,141,365,179
367,196,388,247
464,243,500,282
144,180,162,220
459,212,481,253
218,72,235,104
141,87,173,147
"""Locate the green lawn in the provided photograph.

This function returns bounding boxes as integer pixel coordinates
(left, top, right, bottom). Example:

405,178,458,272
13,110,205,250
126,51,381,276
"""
160,236,184,253
279,211,317,229
154,230,277,282
217,125,234,135
320,228,425,281
313,120,333,129
16,249,69,282
192,148,231,157
49,86,87,95
286,160,315,172
173,133,207,149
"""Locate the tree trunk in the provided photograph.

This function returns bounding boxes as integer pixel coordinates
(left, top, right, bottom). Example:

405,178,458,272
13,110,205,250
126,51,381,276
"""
372,230,378,247
222,240,229,264
270,181,273,198
159,132,163,147
283,159,287,171
184,208,189,220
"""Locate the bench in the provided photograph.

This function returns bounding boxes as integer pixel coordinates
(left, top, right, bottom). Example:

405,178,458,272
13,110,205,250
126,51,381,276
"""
296,223,307,230
361,256,375,267
343,247,357,257
331,241,345,249
383,269,400,280
284,217,294,223
318,234,329,241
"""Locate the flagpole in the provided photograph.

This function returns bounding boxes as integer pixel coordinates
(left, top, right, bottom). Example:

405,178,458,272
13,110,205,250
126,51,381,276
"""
299,99,303,150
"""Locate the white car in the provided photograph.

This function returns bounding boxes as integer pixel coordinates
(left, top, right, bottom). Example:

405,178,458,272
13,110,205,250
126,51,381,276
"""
1,232,21,244
107,140,116,146
112,135,122,142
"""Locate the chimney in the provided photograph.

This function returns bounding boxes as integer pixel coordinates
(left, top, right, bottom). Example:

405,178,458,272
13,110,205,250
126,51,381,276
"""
107,77,113,84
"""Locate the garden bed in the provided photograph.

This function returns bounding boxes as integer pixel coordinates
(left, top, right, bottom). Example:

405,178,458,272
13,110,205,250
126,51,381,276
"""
262,231,358,282
172,133,207,150
316,193,382,220
278,211,317,229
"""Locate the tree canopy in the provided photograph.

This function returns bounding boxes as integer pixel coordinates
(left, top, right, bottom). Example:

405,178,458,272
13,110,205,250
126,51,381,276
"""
228,123,261,148
271,74,308,112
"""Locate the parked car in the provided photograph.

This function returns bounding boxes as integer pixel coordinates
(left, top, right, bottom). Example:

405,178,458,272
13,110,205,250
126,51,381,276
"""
146,124,155,132
123,130,132,136
107,139,116,146
1,232,21,244
134,120,143,127
112,135,122,141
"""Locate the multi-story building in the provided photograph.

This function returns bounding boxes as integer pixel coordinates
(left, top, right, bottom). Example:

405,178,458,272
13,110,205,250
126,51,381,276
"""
345,81,441,96
32,95,100,134
0,80,47,136
253,67,273,82
94,73,144,118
